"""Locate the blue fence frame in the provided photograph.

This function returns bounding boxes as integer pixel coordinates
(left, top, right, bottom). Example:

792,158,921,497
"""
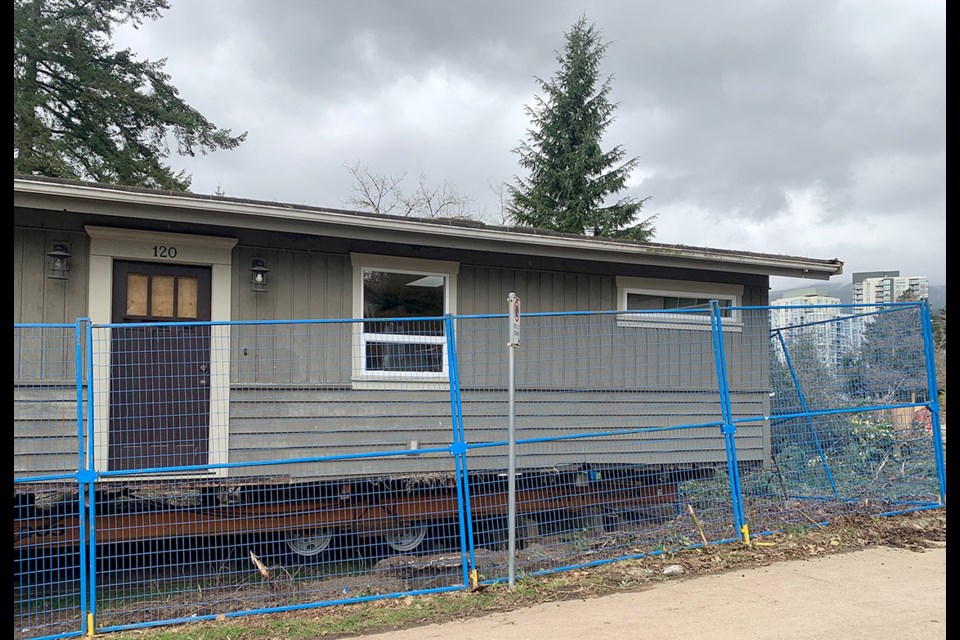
13,301,946,639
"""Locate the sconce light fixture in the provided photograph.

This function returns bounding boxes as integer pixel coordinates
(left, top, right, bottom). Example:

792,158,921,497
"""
46,243,72,280
249,257,270,293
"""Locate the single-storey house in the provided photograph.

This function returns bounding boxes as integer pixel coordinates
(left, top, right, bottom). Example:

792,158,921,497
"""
14,174,844,484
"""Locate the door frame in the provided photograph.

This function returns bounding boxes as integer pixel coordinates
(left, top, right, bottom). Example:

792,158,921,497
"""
85,226,238,475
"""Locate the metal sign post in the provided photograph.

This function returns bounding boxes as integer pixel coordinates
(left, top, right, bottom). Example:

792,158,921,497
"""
506,292,520,588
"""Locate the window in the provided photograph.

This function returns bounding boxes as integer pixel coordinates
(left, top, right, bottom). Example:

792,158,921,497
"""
352,254,458,380
616,276,742,330
125,272,199,319
362,269,446,374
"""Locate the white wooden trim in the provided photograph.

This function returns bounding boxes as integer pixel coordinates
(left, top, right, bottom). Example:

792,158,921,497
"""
85,226,238,476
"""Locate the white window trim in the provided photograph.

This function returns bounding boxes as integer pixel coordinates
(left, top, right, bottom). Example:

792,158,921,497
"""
615,276,744,331
350,253,459,385
85,226,238,477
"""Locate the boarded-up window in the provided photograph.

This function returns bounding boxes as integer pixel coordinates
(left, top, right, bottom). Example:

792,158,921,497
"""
126,273,149,316
177,276,198,318
152,275,175,316
123,271,201,320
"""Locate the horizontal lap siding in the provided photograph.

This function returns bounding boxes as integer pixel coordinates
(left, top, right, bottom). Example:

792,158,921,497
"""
227,388,456,477
226,388,769,479
15,385,768,479
461,389,767,470
14,386,85,478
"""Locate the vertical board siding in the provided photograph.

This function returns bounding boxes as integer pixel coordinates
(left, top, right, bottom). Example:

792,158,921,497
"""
456,269,765,393
455,315,740,392
13,228,89,383
458,266,615,314
231,249,352,386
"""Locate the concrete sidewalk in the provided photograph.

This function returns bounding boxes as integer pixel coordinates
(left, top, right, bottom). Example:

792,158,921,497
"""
362,544,946,640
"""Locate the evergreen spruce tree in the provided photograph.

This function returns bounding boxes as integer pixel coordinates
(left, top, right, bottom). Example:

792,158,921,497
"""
14,0,246,191
508,17,655,240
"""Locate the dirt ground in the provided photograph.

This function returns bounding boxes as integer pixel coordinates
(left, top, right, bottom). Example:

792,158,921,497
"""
102,509,946,640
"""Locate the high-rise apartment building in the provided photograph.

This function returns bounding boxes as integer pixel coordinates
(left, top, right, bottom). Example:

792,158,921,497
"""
771,287,861,368
851,271,929,304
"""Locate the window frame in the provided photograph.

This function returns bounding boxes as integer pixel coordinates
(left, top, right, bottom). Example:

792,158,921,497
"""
615,276,744,331
351,253,459,383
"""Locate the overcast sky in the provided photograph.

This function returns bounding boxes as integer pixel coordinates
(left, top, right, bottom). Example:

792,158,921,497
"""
113,0,945,290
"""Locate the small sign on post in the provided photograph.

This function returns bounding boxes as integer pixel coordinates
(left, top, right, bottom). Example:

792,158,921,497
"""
508,292,521,346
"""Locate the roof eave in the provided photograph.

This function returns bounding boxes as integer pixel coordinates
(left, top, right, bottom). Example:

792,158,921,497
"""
14,177,843,280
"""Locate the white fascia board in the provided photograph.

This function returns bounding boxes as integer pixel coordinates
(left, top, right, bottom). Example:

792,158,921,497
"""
14,178,844,280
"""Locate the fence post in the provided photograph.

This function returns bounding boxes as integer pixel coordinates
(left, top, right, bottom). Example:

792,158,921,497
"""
709,301,747,542
84,318,98,634
506,293,520,589
72,318,90,636
445,315,476,588
919,302,946,504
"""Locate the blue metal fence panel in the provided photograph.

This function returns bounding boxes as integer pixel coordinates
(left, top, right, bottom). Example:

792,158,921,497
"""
86,317,468,632
454,310,738,583
91,458,466,632
14,323,86,640
11,302,945,635
919,303,947,502
732,303,943,538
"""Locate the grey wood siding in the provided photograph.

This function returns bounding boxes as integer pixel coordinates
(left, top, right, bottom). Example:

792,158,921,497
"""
459,266,615,314
224,388,768,479
455,314,768,392
219,263,772,480
14,385,86,478
12,226,775,480
14,228,89,384
14,385,767,479
226,388,456,478
230,248,353,386
225,255,766,390
13,227,89,327
232,247,351,321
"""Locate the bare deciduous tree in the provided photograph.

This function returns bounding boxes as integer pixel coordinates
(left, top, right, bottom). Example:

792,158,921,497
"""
484,180,510,225
345,162,474,220
344,162,407,215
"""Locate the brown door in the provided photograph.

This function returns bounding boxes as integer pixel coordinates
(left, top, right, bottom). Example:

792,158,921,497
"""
109,261,212,471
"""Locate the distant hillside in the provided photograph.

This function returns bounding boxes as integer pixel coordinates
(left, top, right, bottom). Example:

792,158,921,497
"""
771,283,946,310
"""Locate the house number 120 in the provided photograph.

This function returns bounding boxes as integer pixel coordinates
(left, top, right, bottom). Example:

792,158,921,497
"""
153,245,178,258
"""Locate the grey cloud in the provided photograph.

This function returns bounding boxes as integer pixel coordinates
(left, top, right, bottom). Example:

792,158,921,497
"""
111,0,944,282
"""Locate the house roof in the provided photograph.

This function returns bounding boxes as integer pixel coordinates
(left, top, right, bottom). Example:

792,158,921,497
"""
14,174,844,280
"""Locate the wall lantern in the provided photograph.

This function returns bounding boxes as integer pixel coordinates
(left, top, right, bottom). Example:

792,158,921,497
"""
46,242,72,280
249,257,270,293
